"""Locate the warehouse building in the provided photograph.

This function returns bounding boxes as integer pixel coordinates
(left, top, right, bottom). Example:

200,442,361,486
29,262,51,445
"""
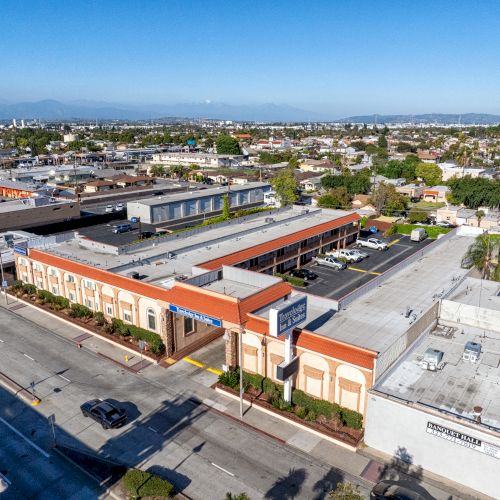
126,182,271,224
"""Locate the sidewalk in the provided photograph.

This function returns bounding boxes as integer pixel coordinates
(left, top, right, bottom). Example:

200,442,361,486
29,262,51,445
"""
1,294,490,500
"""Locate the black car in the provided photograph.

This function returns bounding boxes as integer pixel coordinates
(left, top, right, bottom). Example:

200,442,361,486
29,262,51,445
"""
80,399,127,429
289,269,318,281
370,481,424,500
140,231,157,239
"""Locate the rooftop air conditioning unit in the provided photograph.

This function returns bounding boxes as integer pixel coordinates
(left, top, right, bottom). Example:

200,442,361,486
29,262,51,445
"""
463,341,481,363
420,348,444,371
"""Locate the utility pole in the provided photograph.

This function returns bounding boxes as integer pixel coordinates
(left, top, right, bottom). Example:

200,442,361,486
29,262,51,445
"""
0,250,7,304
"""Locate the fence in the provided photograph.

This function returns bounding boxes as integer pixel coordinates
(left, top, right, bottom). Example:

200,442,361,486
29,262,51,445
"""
337,229,457,310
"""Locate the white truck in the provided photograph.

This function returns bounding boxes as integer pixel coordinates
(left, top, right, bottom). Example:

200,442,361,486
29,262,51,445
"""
410,227,427,242
313,256,347,270
355,237,388,251
327,249,362,263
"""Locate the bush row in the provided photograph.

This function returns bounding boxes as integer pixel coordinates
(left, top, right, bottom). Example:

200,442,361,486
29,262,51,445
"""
220,370,363,429
11,282,165,356
276,273,306,288
122,469,174,498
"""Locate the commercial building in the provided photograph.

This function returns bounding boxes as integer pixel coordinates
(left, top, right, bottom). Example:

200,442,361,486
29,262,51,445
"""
438,161,486,181
150,152,245,168
365,277,500,498
127,182,272,224
14,206,475,425
0,196,80,231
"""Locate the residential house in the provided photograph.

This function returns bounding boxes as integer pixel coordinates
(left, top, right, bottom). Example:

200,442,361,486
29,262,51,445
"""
423,185,449,203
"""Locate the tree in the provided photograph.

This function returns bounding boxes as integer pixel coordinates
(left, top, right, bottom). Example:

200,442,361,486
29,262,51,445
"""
377,134,388,149
318,187,351,209
447,177,500,209
369,182,408,215
216,134,241,155
169,165,187,179
461,234,500,281
321,170,371,196
415,162,442,186
149,164,165,177
476,210,485,227
408,208,428,223
271,168,298,206
328,482,364,500
225,493,250,500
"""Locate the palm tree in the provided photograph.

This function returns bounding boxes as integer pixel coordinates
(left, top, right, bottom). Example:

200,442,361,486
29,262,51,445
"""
461,234,500,280
475,210,485,228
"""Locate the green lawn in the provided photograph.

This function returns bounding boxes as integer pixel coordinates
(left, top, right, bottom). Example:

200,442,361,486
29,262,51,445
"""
394,224,451,239
412,200,446,209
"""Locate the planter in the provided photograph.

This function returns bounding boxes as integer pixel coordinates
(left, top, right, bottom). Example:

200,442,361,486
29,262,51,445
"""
215,383,363,450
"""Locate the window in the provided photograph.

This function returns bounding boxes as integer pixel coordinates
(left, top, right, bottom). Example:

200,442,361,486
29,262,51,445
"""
19,258,27,266
69,291,76,302
85,298,94,309
147,308,156,331
183,316,195,336
22,273,28,282
123,310,132,322
51,285,59,295
36,278,43,288
105,304,113,316
83,280,96,291
33,262,43,272
49,268,58,277
66,274,75,283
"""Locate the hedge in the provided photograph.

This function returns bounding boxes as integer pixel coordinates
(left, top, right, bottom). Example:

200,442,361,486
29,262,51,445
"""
393,224,451,239
70,303,93,318
111,318,165,355
122,469,174,498
220,370,363,429
276,273,306,288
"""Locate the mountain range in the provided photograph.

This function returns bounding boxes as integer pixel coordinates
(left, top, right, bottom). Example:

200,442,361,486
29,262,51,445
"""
0,100,499,124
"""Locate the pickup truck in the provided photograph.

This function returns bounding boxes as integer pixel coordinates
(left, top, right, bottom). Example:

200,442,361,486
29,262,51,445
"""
313,256,347,270
80,399,127,429
355,237,388,251
327,249,362,263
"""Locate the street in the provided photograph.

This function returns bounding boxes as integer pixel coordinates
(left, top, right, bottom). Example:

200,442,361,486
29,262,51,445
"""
0,305,373,500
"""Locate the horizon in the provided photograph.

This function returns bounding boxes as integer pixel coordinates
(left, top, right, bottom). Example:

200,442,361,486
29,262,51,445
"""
1,0,499,116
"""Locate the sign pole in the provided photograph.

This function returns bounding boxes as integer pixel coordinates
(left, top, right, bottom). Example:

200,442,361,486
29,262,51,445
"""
0,251,7,305
284,330,293,403
239,324,244,419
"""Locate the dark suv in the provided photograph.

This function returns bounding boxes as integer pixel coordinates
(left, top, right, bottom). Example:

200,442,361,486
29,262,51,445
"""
289,269,318,281
80,399,127,429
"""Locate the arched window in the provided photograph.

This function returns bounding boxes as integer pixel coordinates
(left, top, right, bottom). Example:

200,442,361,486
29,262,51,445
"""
147,308,156,331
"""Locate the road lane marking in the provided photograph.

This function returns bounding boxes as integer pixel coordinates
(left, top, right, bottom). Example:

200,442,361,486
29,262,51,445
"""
148,426,159,433
58,375,71,383
23,353,35,361
211,462,235,477
348,267,382,276
0,416,50,458
207,367,223,375
387,238,400,247
183,356,205,369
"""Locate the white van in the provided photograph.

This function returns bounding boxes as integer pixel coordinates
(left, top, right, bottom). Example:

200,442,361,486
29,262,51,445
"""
410,227,427,242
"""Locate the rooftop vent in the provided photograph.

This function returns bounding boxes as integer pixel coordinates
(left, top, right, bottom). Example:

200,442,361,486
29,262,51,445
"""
420,348,444,371
463,341,481,363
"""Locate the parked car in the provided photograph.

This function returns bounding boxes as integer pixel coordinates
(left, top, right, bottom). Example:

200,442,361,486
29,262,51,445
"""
289,269,318,281
105,204,114,213
370,481,424,500
115,203,125,211
327,249,363,263
350,248,369,259
410,227,427,242
140,231,157,239
436,221,455,228
80,399,127,429
112,223,132,234
152,191,164,196
313,256,347,270
356,237,388,251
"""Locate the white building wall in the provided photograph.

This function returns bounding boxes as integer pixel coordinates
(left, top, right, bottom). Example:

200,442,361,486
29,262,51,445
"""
440,300,500,334
365,393,500,498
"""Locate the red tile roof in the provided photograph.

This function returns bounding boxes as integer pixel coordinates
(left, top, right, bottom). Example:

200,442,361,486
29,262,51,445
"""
200,213,360,270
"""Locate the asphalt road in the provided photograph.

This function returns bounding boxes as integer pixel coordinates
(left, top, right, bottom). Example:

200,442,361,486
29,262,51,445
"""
300,235,434,299
0,306,372,500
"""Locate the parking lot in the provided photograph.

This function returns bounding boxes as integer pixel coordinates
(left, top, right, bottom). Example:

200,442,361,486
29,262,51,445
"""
298,234,434,300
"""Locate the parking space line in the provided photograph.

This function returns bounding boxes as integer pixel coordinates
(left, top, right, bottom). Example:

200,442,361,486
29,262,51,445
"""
183,356,223,376
211,462,235,477
23,353,35,361
207,367,223,375
387,238,400,247
0,416,50,458
348,266,382,276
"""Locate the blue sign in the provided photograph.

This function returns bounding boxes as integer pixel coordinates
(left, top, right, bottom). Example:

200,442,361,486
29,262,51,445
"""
186,139,196,146
130,217,140,224
269,296,307,337
14,245,28,256
169,304,222,328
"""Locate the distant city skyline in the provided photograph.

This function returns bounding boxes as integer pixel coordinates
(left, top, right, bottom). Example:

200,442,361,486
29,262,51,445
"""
1,0,499,115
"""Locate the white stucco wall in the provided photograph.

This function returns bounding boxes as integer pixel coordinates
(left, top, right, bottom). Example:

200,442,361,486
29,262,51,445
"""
365,393,500,498
440,300,500,334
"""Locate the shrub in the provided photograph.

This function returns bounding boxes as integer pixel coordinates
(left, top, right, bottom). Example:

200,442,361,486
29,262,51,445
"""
408,208,428,224
122,469,174,498
292,389,341,419
276,273,306,288
272,397,292,412
305,410,317,421
37,290,55,303
218,369,240,389
243,371,265,391
70,303,93,318
340,408,363,430
22,284,37,295
294,406,308,419
12,280,23,290
127,325,165,355
94,311,106,326
112,318,129,336
54,295,70,309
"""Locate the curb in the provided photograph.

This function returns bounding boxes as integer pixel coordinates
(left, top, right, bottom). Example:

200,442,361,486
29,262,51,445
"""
0,370,41,405
4,294,159,364
214,385,358,451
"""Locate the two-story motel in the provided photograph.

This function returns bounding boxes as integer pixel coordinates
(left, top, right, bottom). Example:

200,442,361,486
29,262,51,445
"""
14,205,474,421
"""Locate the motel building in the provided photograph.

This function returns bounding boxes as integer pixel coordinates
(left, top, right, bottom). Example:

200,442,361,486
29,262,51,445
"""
13,205,478,429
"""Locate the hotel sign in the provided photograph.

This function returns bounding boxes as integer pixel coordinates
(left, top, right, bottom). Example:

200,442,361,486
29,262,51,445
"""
168,304,222,328
269,296,307,338
426,421,500,459
14,245,29,256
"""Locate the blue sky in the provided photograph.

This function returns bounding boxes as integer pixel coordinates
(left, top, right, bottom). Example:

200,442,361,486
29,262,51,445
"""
1,0,499,116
